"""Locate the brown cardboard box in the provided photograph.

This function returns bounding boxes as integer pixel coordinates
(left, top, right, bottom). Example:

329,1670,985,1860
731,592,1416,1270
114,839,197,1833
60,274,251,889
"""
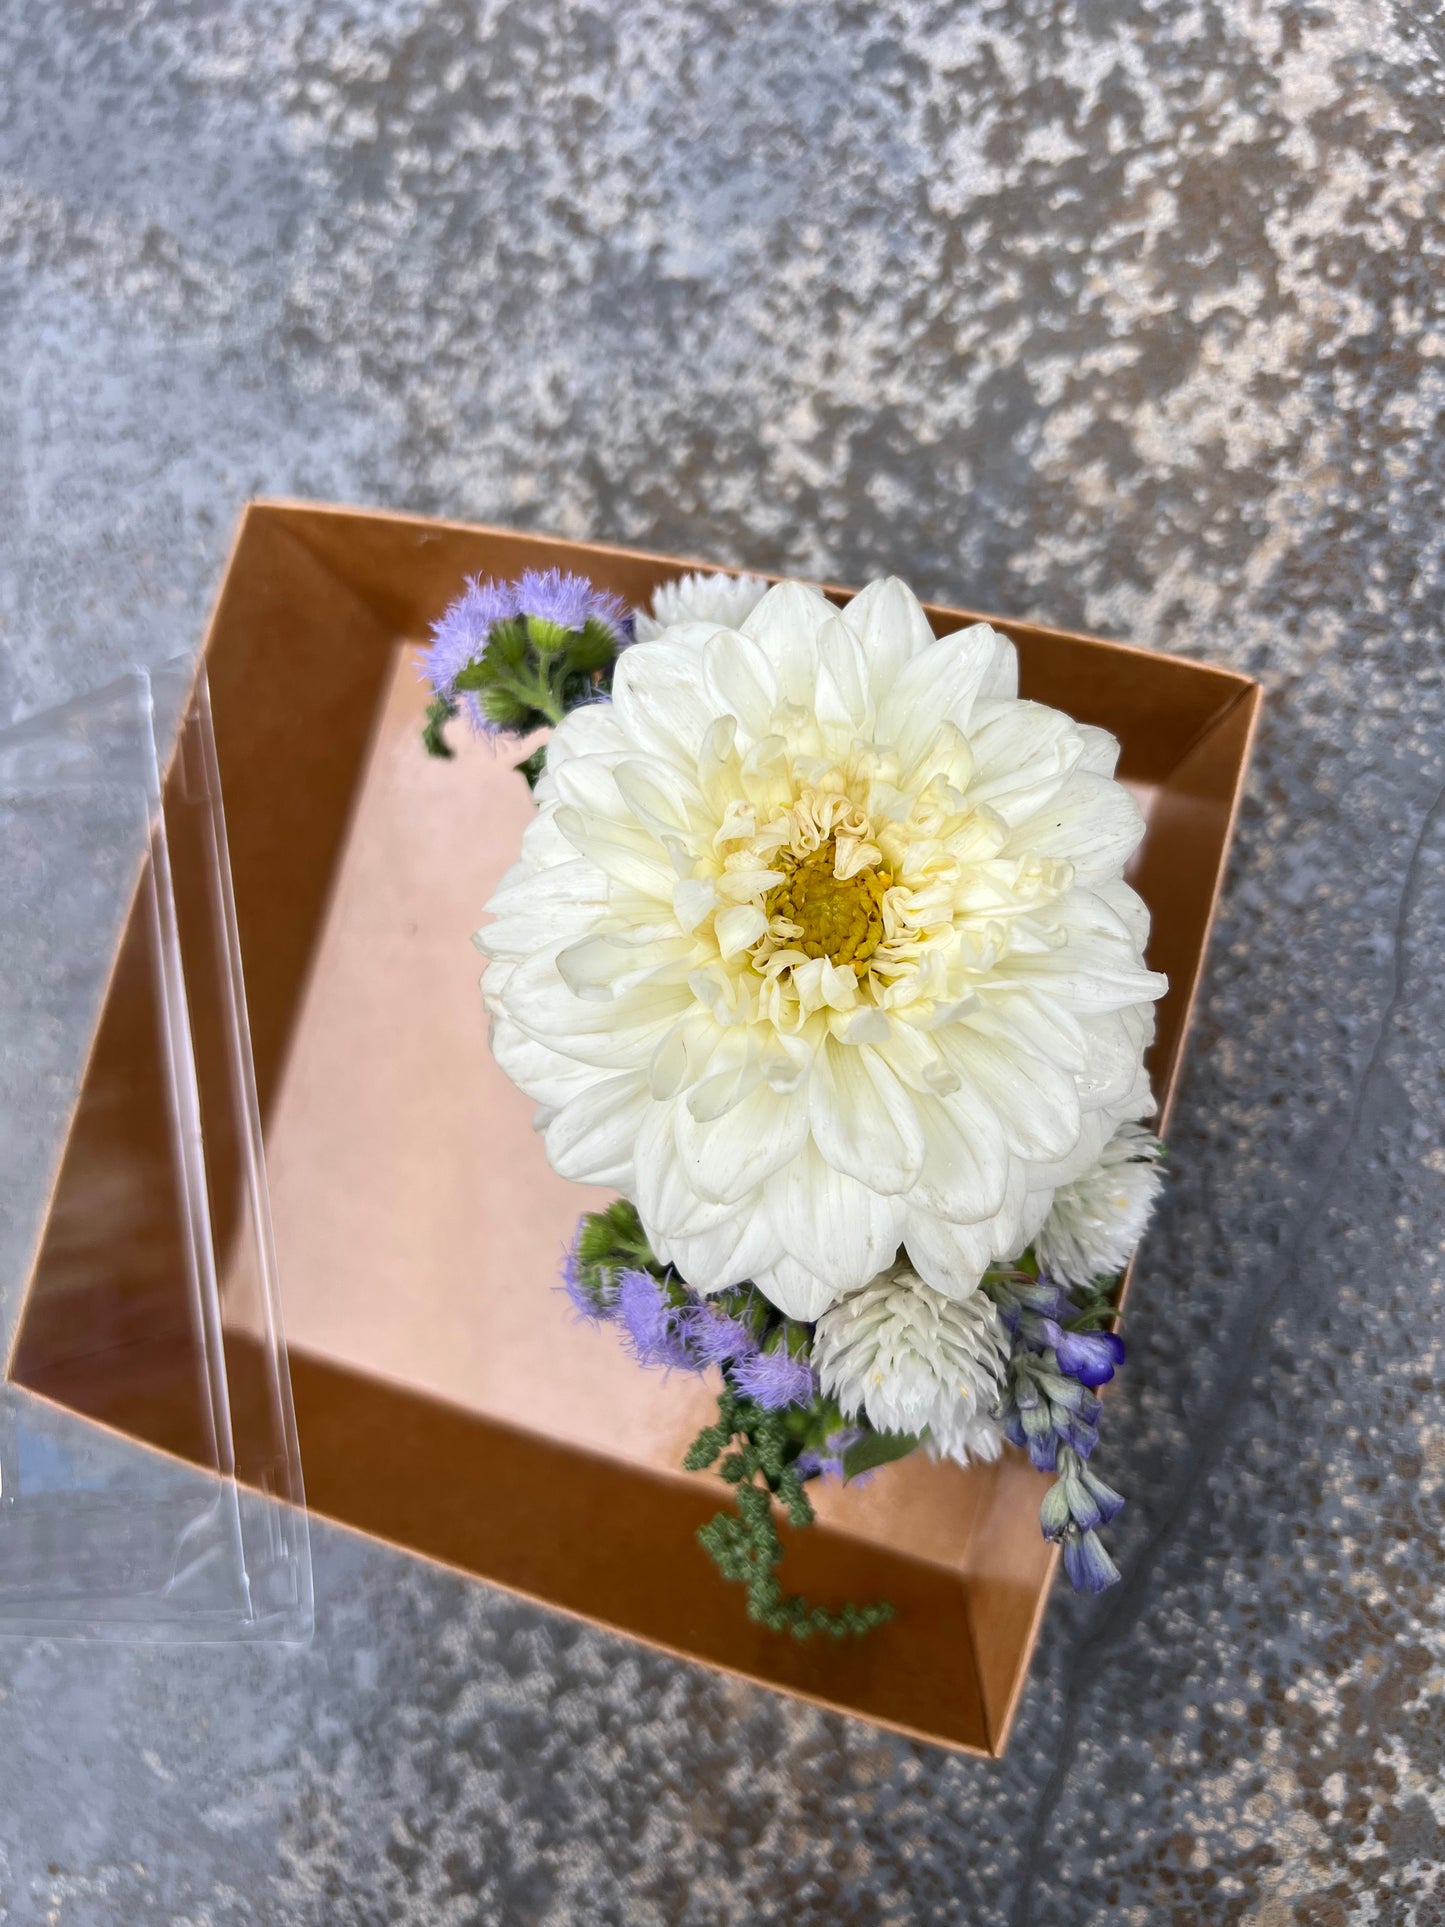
10,501,1260,1753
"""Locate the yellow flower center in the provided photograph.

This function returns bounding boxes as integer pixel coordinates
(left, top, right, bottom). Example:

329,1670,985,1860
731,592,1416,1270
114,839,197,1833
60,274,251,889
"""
761,837,892,976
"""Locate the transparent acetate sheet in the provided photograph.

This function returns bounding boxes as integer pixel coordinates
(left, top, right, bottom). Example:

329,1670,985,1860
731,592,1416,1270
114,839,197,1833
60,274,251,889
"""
0,665,311,1639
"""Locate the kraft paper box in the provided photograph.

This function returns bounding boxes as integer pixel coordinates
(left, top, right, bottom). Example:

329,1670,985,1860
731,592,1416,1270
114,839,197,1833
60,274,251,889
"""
11,501,1260,1753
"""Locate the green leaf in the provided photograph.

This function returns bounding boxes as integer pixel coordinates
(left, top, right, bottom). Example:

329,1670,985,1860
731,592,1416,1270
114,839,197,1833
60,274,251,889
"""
421,694,458,760
841,1427,922,1483
514,744,547,789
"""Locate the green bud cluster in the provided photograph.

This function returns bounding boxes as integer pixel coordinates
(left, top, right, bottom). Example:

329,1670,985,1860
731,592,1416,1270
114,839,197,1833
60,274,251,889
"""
571,1202,898,1640
686,1390,895,1640
426,613,620,776
571,1198,662,1307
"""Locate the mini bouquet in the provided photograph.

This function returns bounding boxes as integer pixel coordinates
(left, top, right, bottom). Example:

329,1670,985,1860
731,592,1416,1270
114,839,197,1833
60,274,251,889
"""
421,565,1167,1636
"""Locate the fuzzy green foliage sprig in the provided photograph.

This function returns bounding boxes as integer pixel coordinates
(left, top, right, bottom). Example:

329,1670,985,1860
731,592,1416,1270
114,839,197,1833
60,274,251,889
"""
685,1391,895,1640
565,1200,898,1638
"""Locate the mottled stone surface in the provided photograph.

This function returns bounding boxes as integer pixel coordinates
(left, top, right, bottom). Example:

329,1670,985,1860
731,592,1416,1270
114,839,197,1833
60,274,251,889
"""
2,0,1444,1920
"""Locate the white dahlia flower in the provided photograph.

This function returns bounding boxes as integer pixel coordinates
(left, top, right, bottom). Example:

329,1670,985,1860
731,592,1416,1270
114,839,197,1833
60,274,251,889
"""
1033,1121,1164,1287
480,576,1165,1318
812,1263,1009,1465
633,569,770,644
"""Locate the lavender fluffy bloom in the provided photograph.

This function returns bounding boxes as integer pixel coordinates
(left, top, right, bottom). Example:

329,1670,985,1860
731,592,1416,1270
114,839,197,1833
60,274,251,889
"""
515,567,628,641
559,1238,614,1327
686,1303,757,1367
796,1426,866,1482
616,1267,701,1373
421,576,519,724
731,1346,816,1411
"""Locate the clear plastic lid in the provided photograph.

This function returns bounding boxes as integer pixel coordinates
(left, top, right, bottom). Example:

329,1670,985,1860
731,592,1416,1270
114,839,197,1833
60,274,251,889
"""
0,664,311,1640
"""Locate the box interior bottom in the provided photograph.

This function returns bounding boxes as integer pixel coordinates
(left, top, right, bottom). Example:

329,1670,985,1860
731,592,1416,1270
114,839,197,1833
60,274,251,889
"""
219,640,1153,1750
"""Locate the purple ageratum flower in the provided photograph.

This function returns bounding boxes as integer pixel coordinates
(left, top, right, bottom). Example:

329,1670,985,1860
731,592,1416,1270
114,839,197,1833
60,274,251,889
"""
796,1426,867,1483
559,1238,615,1327
685,1302,757,1367
731,1346,816,1411
514,567,629,642
420,575,519,733
616,1267,702,1373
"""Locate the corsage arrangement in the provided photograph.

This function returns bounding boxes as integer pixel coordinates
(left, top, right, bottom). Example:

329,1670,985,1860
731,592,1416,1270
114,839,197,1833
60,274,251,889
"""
422,565,1166,1636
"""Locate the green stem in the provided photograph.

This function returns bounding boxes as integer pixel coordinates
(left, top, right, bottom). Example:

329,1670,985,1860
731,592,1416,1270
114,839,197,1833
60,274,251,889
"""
496,665,565,726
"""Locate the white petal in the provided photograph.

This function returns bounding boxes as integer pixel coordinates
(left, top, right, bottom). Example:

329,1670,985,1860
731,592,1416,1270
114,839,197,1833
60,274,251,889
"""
544,1073,652,1185
1076,724,1120,776
504,948,693,1066
1093,875,1151,948
1016,1185,1054,1251
610,637,721,770
966,702,1088,824
552,807,677,900
764,1143,903,1289
1021,1106,1115,1190
489,1016,599,1111
611,758,699,834
832,1004,892,1045
875,625,1002,769
685,1026,762,1120
900,1209,994,1299
750,1252,840,1320
543,699,631,769
1009,943,1167,1014
714,902,769,959
702,627,779,742
555,933,630,1000
673,1081,811,1204
672,877,717,933
973,626,1019,700
815,614,870,727
844,577,936,700
480,884,607,959
975,987,1088,1076
549,751,630,823
740,580,835,703
809,1041,926,1194
631,1102,735,1238
1075,1007,1154,1112
652,1196,787,1293
483,855,607,928
1006,771,1147,882
936,1021,1082,1162
909,1089,1010,1224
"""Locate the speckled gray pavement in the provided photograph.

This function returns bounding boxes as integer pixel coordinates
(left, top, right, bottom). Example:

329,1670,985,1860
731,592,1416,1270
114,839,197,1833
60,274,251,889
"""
2,2,1444,1921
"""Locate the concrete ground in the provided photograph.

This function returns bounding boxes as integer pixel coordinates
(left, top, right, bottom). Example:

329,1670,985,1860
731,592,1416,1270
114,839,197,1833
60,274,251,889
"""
1,2,1442,1921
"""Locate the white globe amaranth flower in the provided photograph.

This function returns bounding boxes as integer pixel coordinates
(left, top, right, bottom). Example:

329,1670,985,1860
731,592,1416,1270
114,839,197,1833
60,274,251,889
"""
633,569,770,644
480,576,1166,1318
812,1263,1009,1465
1033,1121,1164,1287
